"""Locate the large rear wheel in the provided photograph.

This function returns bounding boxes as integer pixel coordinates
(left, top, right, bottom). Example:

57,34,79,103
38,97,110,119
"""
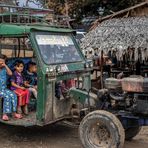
79,110,125,148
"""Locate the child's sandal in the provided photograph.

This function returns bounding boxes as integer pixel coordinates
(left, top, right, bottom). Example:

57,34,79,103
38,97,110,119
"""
14,113,23,119
17,106,22,114
2,114,9,121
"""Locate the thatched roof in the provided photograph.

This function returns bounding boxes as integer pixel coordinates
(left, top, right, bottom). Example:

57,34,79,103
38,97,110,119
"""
81,17,148,61
91,1,148,30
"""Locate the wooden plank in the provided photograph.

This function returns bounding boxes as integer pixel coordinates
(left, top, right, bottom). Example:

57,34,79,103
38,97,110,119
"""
0,44,32,51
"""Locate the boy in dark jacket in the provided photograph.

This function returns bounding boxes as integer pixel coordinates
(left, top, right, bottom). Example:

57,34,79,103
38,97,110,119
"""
24,62,37,99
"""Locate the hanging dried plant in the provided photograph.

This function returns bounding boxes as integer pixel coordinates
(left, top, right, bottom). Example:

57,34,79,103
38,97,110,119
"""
81,17,148,61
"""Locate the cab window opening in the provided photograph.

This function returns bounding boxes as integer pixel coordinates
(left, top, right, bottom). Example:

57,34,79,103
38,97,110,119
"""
0,37,34,58
55,76,85,100
0,37,37,120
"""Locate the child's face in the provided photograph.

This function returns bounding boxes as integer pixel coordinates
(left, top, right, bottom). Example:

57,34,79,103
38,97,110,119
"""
29,65,37,73
0,58,5,68
15,64,24,73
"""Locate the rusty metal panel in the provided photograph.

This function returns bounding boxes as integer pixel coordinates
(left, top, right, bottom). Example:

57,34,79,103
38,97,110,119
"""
44,81,54,123
53,97,73,120
122,77,148,93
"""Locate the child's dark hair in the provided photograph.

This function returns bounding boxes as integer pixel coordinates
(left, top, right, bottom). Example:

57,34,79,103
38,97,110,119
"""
0,54,7,60
14,60,24,67
28,62,36,69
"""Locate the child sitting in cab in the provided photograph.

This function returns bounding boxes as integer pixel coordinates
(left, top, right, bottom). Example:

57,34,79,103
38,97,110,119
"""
0,54,22,121
10,60,30,115
24,62,37,99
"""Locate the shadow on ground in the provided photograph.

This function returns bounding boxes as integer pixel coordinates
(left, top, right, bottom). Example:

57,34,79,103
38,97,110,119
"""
0,122,81,148
0,122,148,148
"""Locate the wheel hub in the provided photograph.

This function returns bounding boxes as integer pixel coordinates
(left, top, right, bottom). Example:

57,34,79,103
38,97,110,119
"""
88,122,112,147
97,126,110,140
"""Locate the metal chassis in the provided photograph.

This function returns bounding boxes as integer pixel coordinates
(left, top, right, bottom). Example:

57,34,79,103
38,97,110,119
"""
118,112,148,129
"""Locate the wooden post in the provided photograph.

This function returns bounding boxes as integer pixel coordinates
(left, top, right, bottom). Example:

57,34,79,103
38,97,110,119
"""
65,0,69,16
18,38,21,58
100,50,104,89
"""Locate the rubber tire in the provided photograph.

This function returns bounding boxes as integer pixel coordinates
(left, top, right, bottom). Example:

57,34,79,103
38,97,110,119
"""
79,110,125,148
125,126,141,141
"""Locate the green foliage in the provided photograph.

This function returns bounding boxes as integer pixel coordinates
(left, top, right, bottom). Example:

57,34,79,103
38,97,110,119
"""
1,0,145,19
47,0,144,20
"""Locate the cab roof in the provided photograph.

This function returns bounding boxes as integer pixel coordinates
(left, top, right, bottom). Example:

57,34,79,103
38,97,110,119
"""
0,24,75,37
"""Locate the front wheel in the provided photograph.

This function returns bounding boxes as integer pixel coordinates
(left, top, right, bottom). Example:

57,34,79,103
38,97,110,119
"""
79,110,125,148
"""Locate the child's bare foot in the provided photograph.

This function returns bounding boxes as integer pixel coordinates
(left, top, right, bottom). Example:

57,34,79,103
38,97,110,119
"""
14,113,23,119
23,105,28,115
2,114,9,121
17,106,22,114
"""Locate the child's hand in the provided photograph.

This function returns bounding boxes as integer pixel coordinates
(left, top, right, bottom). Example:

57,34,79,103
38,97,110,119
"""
25,81,29,84
1,62,6,67
33,86,37,90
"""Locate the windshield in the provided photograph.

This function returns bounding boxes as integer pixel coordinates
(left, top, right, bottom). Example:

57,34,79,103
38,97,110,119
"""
35,32,82,64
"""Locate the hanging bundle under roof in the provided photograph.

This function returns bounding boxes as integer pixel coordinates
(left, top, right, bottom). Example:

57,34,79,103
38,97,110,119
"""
81,17,148,61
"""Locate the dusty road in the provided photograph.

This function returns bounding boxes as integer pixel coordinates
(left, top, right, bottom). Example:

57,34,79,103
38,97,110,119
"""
0,122,148,148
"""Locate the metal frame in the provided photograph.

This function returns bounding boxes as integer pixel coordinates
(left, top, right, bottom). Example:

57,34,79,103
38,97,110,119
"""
0,4,71,28
0,4,53,24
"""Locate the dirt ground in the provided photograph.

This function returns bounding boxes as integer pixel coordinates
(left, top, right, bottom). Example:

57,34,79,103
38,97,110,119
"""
0,122,148,148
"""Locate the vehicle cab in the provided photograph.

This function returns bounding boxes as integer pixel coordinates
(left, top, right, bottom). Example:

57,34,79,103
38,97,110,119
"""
0,23,93,126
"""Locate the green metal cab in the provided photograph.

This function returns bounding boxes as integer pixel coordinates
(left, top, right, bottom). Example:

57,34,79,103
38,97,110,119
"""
0,23,93,127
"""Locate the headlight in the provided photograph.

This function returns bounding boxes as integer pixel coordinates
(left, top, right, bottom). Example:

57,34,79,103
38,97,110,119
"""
89,61,94,68
56,65,61,72
46,66,56,78
49,67,54,72
46,67,50,73
84,62,89,68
